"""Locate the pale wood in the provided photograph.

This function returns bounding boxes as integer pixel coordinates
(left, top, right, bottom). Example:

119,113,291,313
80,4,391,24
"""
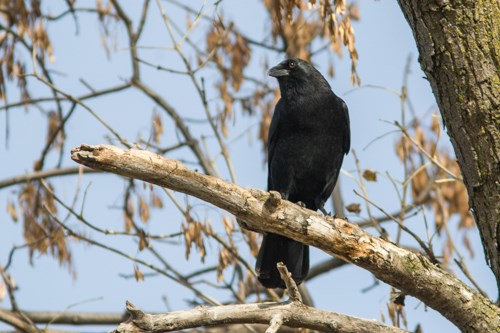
113,301,407,333
71,144,500,332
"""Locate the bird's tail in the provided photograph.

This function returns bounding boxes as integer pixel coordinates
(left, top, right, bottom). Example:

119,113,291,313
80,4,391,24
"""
255,233,309,289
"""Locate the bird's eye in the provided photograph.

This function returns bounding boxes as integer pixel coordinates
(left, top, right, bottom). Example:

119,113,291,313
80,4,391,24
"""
288,60,296,69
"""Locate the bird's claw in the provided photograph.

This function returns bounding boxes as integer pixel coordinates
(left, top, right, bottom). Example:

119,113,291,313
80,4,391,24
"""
319,207,332,216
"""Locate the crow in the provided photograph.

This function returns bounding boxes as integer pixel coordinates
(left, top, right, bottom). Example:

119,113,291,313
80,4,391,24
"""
255,58,350,289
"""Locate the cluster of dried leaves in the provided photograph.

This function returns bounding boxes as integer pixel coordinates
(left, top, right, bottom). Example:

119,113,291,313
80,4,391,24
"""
18,182,71,267
263,0,360,84
0,0,54,102
396,115,474,265
206,17,251,137
207,0,360,151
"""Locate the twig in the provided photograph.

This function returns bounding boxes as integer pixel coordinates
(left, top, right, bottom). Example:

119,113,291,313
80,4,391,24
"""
38,103,77,170
265,314,283,333
0,309,39,333
276,263,302,303
395,122,460,180
25,73,132,148
0,83,131,111
306,257,347,281
0,167,101,189
40,180,181,239
154,0,237,183
353,190,438,264
351,150,383,235
43,204,220,306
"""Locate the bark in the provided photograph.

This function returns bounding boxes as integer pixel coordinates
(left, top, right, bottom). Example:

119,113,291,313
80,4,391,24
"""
0,309,38,333
71,144,500,332
397,0,500,297
114,301,408,333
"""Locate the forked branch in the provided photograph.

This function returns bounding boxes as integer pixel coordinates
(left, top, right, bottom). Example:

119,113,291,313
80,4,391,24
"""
113,299,406,333
71,144,499,332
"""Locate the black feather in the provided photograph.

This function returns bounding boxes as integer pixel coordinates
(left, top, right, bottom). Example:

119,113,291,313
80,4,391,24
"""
255,58,350,289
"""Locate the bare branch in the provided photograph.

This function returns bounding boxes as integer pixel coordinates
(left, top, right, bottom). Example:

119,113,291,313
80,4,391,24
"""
0,167,101,189
17,310,126,325
0,83,132,111
307,257,347,281
265,314,283,333
0,309,38,333
112,301,407,333
70,144,500,332
276,263,301,303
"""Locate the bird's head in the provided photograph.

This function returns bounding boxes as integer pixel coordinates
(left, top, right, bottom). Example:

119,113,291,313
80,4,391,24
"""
268,58,330,96
268,58,311,78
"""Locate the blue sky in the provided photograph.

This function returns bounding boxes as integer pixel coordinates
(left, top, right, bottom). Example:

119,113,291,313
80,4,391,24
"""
0,1,496,332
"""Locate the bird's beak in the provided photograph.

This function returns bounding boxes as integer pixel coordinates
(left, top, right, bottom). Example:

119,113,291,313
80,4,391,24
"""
267,65,289,77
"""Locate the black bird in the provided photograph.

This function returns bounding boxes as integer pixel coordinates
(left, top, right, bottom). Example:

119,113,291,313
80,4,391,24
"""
255,58,350,289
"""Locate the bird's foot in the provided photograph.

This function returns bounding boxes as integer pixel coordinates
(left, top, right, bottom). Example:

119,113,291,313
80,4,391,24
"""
319,207,332,216
296,201,306,208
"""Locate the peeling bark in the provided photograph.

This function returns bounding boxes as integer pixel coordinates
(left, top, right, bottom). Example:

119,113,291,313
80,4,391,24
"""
397,0,500,297
71,144,500,332
113,301,407,333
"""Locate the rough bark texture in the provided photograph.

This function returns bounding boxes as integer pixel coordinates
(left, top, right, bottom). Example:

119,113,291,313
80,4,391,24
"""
71,144,500,332
114,301,408,333
397,0,500,297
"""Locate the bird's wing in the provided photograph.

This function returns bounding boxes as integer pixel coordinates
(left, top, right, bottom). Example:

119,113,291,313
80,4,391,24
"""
267,98,283,190
316,98,350,211
341,99,351,155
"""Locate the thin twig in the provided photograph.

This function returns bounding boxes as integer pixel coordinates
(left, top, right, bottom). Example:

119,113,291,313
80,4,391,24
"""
353,190,438,264
43,204,220,306
276,263,302,303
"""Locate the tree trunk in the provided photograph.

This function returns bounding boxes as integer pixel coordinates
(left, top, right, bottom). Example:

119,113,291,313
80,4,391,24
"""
397,0,500,299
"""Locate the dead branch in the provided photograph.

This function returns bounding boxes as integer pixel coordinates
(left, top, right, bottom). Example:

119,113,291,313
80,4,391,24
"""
0,167,101,189
16,310,126,325
113,301,407,333
70,144,500,332
276,263,301,303
0,309,38,333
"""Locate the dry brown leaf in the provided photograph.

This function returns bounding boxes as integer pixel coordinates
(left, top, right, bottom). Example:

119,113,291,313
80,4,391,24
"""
151,192,163,208
152,113,163,144
7,201,18,222
134,265,144,282
217,247,233,282
242,229,259,257
387,302,396,326
138,231,150,251
362,169,377,182
328,62,334,78
182,214,207,262
127,197,135,216
123,211,133,233
138,196,150,224
346,203,361,214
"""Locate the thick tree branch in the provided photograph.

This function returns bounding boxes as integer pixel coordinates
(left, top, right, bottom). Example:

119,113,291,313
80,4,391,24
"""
70,144,500,332
397,0,500,296
113,301,407,333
